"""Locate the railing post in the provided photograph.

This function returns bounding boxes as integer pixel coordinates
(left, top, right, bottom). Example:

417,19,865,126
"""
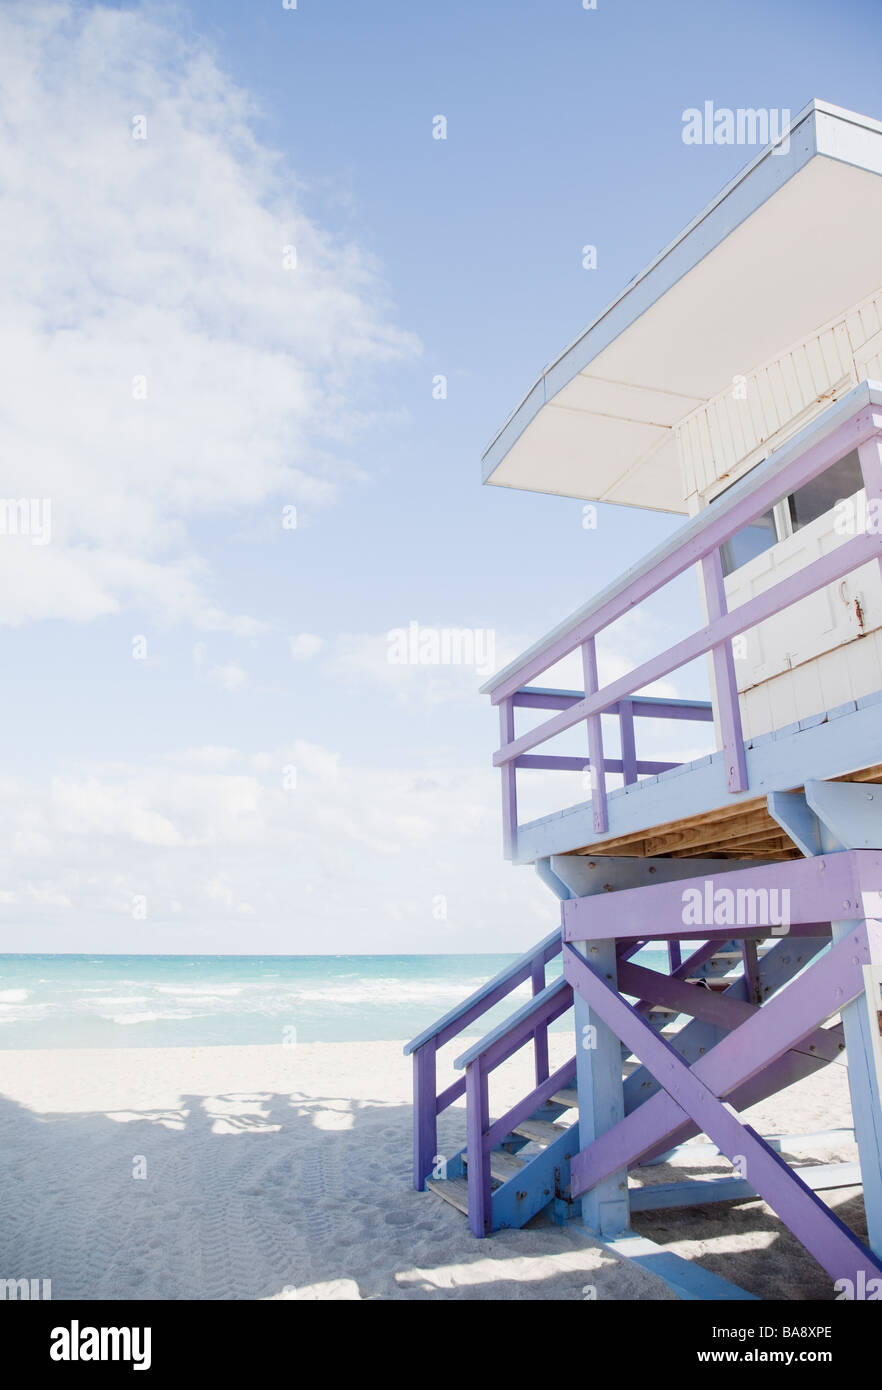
618,697,637,786
581,637,608,833
701,548,748,793
858,436,882,581
465,1059,492,1237
412,1040,437,1191
531,956,549,1085
499,697,518,861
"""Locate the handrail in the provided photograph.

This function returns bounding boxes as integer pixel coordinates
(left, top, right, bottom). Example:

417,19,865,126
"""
493,534,879,766
456,977,576,1238
512,689,713,719
406,926,564,1191
403,926,561,1055
487,389,882,859
454,976,571,1069
484,1054,577,1152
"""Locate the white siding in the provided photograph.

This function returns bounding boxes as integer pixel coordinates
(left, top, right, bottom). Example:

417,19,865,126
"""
677,286,882,507
676,286,882,740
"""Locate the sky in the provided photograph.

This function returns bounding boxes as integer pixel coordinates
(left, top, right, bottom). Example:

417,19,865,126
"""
0,0,879,954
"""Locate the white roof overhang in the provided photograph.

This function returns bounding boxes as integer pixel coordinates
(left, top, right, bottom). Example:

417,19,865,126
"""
481,101,882,514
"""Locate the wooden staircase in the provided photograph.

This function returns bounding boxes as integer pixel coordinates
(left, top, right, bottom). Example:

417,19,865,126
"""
425,1088,580,1226
405,920,815,1240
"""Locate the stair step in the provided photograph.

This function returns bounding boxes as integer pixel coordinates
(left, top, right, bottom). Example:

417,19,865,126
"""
489,1150,528,1182
511,1119,570,1146
551,1087,578,1109
426,1177,470,1214
461,1148,528,1183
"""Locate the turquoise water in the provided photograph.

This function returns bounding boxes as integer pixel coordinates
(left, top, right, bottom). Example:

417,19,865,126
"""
0,950,670,1050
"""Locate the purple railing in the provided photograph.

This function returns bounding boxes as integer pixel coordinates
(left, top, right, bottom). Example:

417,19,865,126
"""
504,688,713,855
483,392,882,859
453,978,575,1237
404,928,563,1192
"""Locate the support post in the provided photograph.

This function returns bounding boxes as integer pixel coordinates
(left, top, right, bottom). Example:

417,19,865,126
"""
572,934,629,1236
799,780,882,1260
831,913,882,1259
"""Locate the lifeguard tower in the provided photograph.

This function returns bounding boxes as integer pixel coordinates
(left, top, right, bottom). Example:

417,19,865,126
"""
405,100,882,1300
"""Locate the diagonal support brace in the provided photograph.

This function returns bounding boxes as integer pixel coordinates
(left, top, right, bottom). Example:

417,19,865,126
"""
564,931,882,1287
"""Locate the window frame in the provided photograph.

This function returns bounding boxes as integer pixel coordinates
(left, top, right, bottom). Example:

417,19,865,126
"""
713,450,862,579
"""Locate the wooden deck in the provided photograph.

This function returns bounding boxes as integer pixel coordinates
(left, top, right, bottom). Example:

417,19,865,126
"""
570,795,796,860
566,762,882,860
514,693,882,865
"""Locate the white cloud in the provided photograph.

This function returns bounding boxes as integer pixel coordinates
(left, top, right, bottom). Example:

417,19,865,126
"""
50,776,186,847
289,633,324,661
321,611,706,717
170,747,241,771
328,628,518,705
0,742,557,953
208,661,249,692
0,2,418,630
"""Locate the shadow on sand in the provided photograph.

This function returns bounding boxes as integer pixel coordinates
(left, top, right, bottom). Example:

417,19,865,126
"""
0,1086,865,1301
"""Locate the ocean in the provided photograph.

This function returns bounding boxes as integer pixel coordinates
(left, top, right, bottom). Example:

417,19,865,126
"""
0,949,672,1050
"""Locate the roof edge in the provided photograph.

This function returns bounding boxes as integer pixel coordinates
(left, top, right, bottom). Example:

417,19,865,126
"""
481,100,882,488
480,379,882,696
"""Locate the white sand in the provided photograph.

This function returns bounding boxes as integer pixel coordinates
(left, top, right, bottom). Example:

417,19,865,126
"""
0,1039,863,1300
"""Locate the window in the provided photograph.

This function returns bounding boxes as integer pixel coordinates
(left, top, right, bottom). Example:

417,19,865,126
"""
787,449,863,532
719,507,777,575
715,449,865,578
